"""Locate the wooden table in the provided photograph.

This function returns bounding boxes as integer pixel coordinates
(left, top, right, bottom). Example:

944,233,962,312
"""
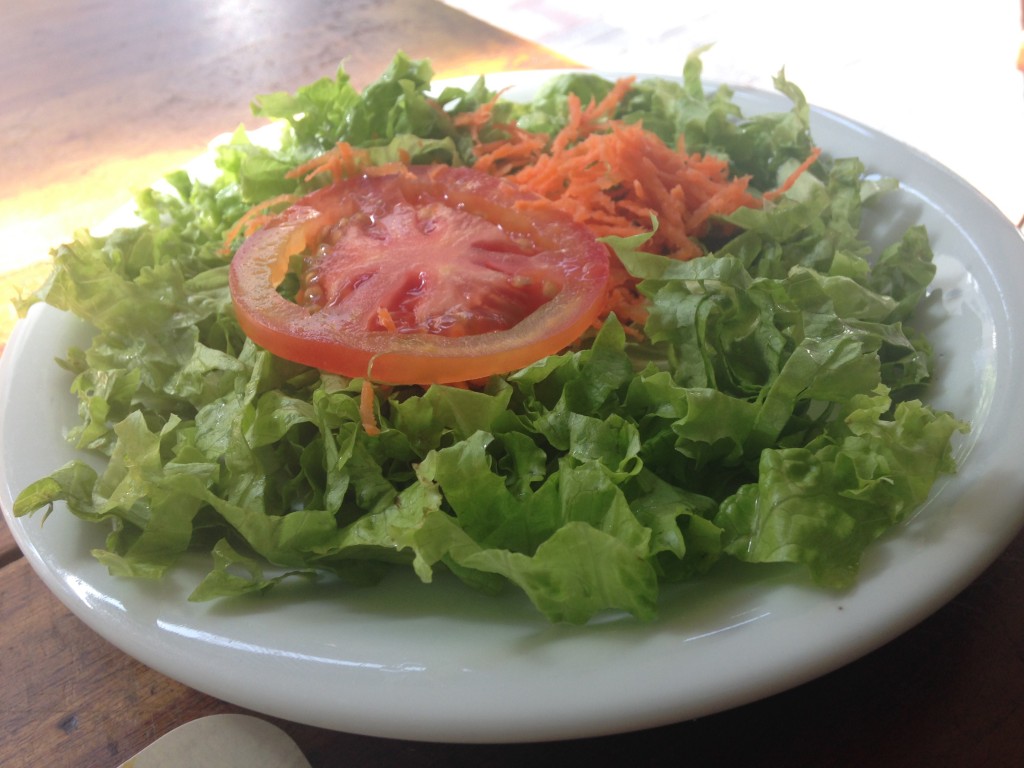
2,2,1023,766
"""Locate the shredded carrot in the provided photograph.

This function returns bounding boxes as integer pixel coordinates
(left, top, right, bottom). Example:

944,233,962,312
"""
376,306,398,333
220,193,298,254
359,378,381,436
551,76,637,156
763,146,823,202
286,140,415,184
470,88,762,330
510,119,759,260
455,90,549,177
287,141,374,184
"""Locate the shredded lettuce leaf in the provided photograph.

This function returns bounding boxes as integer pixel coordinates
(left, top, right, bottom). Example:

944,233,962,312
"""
13,51,967,624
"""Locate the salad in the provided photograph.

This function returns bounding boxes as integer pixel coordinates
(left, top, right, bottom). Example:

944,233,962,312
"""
12,52,967,624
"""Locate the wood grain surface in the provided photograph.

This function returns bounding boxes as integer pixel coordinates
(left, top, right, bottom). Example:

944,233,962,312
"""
0,0,572,200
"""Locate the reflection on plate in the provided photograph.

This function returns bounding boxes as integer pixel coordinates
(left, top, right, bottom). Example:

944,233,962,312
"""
2,72,1023,743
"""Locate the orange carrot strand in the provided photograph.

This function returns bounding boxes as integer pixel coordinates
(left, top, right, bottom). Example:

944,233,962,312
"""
359,378,381,437
764,146,823,202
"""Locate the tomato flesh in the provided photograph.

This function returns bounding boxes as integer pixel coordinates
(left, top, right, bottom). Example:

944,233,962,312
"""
228,164,610,384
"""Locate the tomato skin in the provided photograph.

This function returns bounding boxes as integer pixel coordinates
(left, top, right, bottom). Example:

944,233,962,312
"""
228,164,610,385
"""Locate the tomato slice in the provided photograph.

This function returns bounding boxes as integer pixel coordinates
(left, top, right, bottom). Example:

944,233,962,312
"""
228,164,611,385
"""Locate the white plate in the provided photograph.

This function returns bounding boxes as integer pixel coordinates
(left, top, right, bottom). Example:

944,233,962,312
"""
2,71,1023,744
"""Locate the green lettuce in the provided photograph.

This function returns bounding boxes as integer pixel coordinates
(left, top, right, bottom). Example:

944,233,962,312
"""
13,52,967,624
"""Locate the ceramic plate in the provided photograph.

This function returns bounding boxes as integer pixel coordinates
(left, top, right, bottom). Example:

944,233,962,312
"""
2,71,1023,743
